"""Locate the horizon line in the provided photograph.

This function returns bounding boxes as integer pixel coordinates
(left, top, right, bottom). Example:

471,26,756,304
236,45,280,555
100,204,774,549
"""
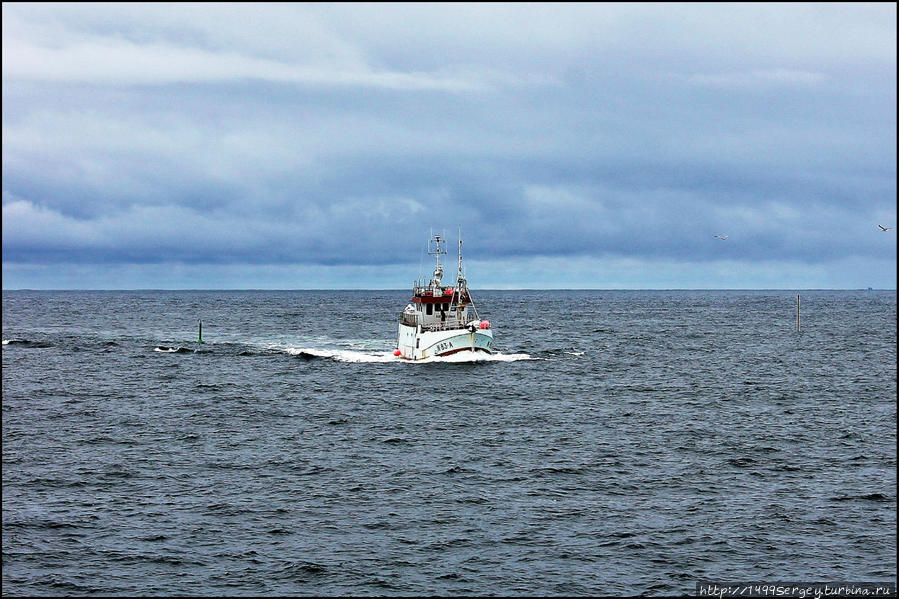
3,287,896,292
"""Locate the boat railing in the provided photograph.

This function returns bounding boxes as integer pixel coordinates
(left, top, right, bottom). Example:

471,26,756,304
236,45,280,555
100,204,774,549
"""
413,287,456,298
421,318,475,333
401,313,471,330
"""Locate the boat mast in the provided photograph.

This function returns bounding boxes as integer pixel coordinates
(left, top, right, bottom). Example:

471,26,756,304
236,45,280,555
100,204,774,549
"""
457,227,464,289
455,227,480,321
428,230,446,288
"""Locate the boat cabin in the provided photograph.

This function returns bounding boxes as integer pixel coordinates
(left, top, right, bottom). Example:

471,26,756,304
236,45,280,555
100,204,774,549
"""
401,284,475,331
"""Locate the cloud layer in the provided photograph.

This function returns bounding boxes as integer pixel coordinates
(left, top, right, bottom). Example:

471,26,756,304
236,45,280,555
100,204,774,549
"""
3,3,896,288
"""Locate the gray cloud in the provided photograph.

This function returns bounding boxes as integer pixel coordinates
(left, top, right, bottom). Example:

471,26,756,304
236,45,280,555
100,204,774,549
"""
2,3,895,288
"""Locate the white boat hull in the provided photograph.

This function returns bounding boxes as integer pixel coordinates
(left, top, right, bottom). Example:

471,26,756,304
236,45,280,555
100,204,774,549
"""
396,322,494,360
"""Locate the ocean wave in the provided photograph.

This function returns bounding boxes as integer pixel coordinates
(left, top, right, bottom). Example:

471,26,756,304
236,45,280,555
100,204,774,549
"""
3,338,52,347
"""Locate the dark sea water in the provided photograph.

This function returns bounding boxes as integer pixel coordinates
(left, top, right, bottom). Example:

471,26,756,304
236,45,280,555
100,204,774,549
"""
2,289,896,596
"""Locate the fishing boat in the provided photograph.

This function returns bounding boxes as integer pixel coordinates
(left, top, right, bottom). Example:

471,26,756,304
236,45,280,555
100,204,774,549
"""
395,231,494,360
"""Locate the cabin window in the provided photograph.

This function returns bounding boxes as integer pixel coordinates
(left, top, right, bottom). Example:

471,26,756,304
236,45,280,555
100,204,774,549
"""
426,303,433,315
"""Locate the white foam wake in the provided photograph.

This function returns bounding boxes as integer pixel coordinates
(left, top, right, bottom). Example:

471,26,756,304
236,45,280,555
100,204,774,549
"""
283,347,533,364
415,351,534,363
285,347,398,363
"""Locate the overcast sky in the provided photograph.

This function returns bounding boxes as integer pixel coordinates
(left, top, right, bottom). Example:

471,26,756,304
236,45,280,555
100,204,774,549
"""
2,3,896,289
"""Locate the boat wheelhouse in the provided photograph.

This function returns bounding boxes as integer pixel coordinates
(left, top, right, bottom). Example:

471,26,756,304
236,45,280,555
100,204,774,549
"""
395,231,493,360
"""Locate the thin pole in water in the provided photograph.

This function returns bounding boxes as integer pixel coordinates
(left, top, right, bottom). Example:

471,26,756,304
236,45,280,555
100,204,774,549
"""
796,294,800,333
198,319,204,344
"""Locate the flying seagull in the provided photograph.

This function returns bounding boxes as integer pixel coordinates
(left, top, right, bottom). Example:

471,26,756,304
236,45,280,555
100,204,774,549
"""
714,235,728,240
878,224,891,231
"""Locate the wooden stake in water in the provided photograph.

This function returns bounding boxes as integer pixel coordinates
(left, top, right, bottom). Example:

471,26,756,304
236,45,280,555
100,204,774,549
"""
796,294,800,333
198,319,204,344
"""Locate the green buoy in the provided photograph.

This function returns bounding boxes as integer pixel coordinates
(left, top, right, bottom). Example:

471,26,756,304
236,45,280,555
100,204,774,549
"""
198,319,204,344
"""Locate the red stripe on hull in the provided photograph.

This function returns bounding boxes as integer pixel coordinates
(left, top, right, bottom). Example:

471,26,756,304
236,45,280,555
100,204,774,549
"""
395,347,491,360
435,346,491,357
